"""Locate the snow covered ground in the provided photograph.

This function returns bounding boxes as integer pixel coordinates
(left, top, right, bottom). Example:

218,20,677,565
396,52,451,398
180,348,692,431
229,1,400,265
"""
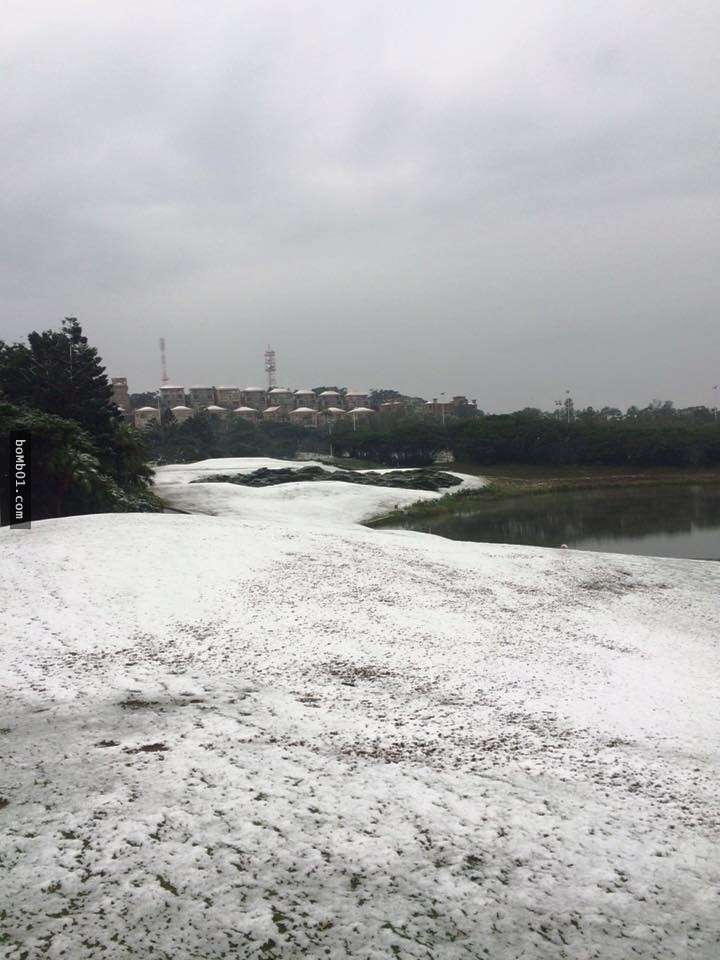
1,458,719,958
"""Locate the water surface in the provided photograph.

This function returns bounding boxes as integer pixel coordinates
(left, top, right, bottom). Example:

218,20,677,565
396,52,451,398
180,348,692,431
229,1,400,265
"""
392,484,720,560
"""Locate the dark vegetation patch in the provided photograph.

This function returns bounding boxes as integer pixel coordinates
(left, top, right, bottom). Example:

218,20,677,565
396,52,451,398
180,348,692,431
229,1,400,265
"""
95,740,120,748
190,464,462,493
338,739,442,764
119,698,205,711
323,659,399,685
0,797,9,810
578,578,639,594
156,874,179,896
124,742,169,754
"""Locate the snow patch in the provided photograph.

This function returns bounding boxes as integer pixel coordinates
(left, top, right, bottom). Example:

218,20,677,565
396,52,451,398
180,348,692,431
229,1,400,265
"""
1,458,718,958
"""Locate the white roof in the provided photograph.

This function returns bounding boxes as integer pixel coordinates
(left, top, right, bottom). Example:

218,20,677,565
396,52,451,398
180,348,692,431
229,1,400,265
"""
325,407,346,414
243,386,265,392
345,390,367,396
294,389,314,394
290,407,316,414
263,406,281,413
269,387,292,394
171,405,191,411
135,406,158,412
319,390,340,396
233,406,258,413
159,384,184,390
206,405,224,411
349,406,374,413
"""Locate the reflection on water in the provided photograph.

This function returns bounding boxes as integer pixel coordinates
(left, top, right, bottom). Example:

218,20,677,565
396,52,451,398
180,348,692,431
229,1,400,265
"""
393,485,720,560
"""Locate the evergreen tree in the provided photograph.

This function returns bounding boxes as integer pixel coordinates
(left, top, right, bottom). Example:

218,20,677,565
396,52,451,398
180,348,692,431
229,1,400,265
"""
0,319,157,520
0,402,157,522
0,318,121,468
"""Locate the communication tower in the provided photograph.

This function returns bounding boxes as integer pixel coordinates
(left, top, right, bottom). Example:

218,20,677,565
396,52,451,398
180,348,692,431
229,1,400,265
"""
264,345,277,390
159,337,169,384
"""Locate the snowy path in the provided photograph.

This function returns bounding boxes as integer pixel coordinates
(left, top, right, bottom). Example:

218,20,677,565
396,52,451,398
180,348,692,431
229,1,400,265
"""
1,460,719,958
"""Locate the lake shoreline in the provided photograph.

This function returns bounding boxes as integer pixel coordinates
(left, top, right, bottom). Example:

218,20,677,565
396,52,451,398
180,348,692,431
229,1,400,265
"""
366,467,720,528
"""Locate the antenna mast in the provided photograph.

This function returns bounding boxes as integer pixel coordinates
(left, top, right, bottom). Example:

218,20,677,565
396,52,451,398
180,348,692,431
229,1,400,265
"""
264,345,276,390
159,337,169,384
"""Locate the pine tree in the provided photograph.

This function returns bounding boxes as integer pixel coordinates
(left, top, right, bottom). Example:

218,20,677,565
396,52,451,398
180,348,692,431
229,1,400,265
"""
0,319,156,515
0,318,121,468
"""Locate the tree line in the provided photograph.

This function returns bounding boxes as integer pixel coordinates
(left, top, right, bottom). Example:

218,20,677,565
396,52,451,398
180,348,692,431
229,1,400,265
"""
445,414,720,467
143,405,720,469
0,320,158,523
142,414,315,464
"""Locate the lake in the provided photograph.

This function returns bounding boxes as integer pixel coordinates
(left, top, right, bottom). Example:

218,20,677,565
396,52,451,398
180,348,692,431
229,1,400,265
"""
391,484,720,560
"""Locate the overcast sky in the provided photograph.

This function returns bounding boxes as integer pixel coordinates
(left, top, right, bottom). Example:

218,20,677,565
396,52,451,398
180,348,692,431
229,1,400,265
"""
2,1,718,410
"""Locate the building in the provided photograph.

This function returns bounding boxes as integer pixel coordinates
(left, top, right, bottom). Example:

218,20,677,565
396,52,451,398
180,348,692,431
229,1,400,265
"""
423,396,477,420
134,406,160,428
111,377,130,412
317,389,342,410
294,389,317,409
116,371,476,430
379,399,411,418
262,405,284,421
344,390,369,409
159,385,186,411
233,406,260,421
289,407,317,427
423,399,452,420
347,406,375,427
215,386,242,409
449,395,478,417
267,387,294,412
241,387,266,410
170,405,193,423
189,386,216,409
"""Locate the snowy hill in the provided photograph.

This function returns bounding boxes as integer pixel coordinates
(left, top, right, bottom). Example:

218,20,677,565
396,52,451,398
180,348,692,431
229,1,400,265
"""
1,459,718,958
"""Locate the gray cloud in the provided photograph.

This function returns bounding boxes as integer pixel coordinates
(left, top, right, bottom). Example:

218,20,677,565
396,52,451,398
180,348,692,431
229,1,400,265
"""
2,0,719,410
